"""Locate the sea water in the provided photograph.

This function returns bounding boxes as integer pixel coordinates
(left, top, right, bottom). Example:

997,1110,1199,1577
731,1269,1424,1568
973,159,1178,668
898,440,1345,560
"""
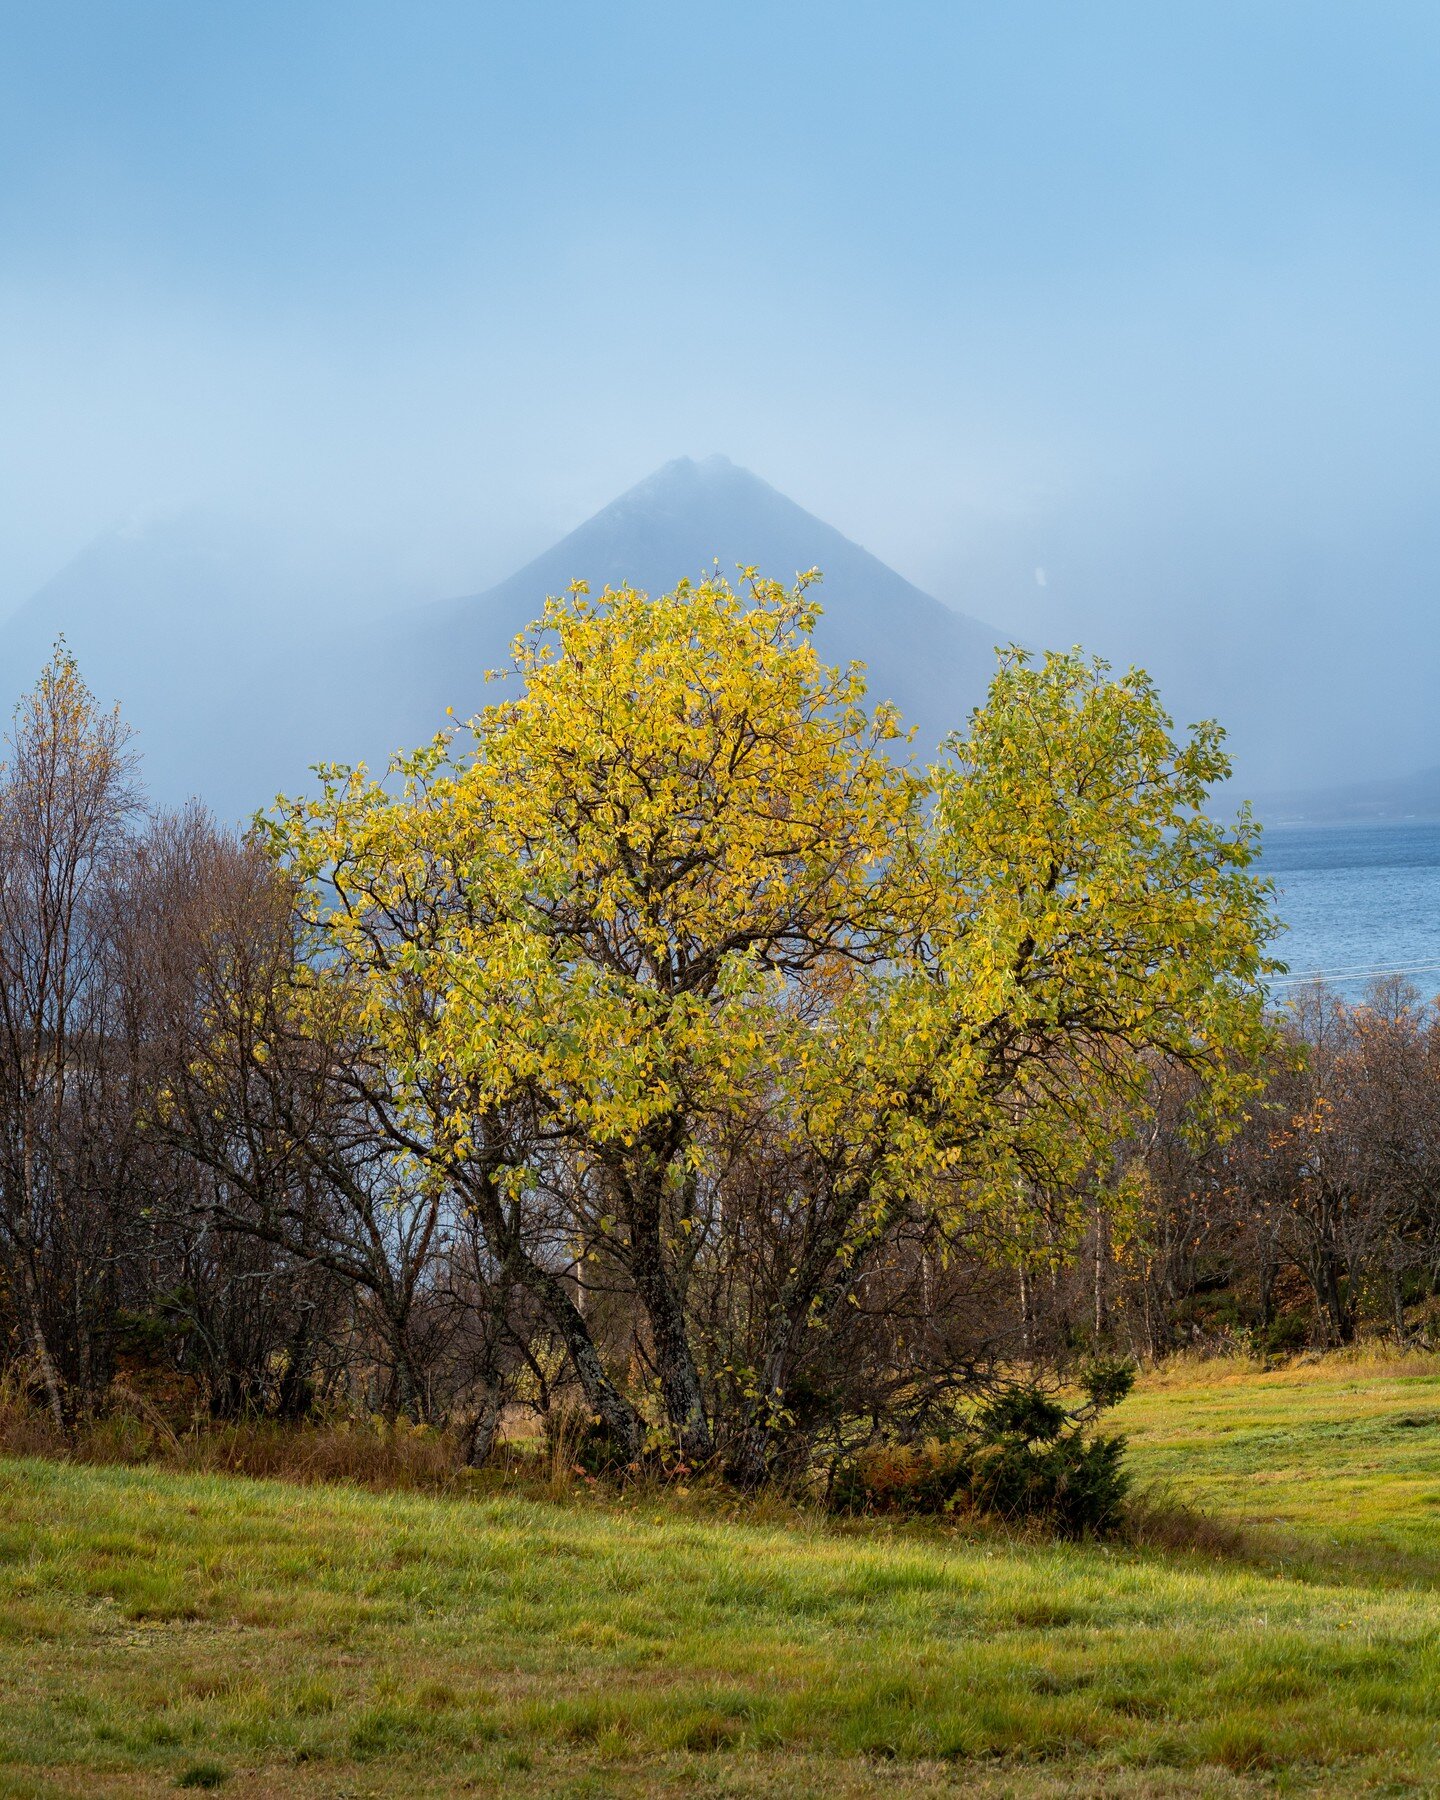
1257,822,1440,1004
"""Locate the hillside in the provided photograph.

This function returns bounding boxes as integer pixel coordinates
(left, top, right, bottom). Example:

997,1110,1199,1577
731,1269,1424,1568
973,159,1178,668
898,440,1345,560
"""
0,517,407,821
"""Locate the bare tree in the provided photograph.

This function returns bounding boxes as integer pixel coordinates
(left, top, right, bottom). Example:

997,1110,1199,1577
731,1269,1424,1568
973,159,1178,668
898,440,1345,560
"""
0,648,142,1425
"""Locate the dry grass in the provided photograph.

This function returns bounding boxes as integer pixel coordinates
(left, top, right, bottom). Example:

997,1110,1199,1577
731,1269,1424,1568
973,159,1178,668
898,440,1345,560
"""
169,1416,474,1489
0,1749,1279,1798
1118,1482,1257,1560
1135,1341,1440,1389
0,1379,502,1495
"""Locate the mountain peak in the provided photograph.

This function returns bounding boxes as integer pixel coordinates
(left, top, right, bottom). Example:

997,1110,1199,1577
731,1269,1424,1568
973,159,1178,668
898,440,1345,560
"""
610,452,770,518
407,458,1004,757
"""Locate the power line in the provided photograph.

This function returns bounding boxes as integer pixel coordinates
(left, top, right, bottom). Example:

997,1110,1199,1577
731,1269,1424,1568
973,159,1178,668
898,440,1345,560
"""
1267,961,1440,989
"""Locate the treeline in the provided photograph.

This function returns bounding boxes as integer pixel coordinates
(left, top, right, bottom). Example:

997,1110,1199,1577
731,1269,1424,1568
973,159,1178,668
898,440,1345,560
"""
1051,977,1440,1361
0,652,515,1447
0,580,1290,1485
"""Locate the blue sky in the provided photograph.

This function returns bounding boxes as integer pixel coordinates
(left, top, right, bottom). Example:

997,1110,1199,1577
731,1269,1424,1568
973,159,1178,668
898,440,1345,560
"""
4,2,1440,784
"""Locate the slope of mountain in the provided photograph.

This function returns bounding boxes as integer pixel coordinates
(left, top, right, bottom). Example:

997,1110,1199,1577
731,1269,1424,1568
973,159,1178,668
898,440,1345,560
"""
398,455,1005,759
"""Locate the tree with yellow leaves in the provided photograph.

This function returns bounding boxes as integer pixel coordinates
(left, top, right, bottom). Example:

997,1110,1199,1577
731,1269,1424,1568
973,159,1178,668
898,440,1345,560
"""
267,573,1277,1475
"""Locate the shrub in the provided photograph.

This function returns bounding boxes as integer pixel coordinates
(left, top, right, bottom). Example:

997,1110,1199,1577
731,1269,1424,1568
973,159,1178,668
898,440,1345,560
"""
1263,1311,1311,1356
830,1362,1135,1537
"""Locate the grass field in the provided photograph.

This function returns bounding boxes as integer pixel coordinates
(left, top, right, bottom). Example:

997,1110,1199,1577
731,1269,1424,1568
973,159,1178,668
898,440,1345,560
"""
1118,1350,1440,1586
4,1356,1440,1798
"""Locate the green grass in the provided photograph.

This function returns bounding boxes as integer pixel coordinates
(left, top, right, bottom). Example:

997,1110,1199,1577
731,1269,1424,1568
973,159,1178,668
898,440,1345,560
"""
5,1357,1440,1796
1119,1348,1440,1582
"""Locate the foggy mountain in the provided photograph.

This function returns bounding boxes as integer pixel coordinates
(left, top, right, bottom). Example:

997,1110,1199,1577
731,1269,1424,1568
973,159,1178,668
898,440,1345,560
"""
396,455,1005,758
0,459,1006,820
0,515,414,820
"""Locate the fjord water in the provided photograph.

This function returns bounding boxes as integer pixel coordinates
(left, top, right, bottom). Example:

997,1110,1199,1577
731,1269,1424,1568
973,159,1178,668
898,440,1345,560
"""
1259,823,1440,1003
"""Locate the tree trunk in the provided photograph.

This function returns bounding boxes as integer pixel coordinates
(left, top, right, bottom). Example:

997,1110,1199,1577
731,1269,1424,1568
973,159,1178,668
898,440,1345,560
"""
454,1167,647,1463
1019,1261,1032,1359
1093,1213,1107,1343
18,1259,67,1435
29,1308,67,1436
1390,1266,1408,1341
623,1163,712,1463
1311,1247,1354,1347
1257,1249,1276,1333
726,1334,795,1490
464,1386,504,1468
628,1237,712,1461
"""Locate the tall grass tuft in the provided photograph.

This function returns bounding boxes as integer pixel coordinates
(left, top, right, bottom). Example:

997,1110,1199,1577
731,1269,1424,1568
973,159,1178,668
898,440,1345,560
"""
1120,1481,1257,1559
0,1380,479,1494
